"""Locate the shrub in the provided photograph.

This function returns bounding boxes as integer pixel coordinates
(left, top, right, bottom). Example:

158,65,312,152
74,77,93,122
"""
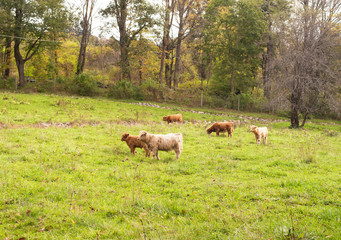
141,79,162,100
0,77,17,90
204,94,227,108
219,88,267,111
71,73,98,96
108,80,143,100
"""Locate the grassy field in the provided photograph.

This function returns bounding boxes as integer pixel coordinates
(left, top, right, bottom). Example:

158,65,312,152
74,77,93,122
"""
0,92,340,239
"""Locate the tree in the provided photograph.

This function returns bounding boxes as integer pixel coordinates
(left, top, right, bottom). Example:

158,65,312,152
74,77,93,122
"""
182,1,212,106
159,0,175,88
0,0,70,87
0,1,13,79
260,0,291,103
275,0,341,128
3,37,11,79
173,0,207,89
76,0,96,75
204,0,267,108
101,0,156,81
130,34,159,86
184,34,213,106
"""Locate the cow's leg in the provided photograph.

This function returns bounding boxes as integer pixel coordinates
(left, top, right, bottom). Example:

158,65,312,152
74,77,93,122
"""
175,149,181,160
151,148,159,160
216,130,219,136
143,146,150,157
130,147,136,155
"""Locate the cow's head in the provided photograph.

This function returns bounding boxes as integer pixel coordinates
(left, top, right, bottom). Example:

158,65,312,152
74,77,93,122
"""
249,125,257,132
137,130,148,142
121,132,129,141
206,127,213,134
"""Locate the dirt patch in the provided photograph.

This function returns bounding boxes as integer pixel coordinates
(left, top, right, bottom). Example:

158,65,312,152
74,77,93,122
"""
0,119,161,129
130,102,289,124
0,120,101,129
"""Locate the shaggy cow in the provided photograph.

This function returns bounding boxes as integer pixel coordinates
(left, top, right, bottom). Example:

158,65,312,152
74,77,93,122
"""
137,130,183,160
250,125,268,144
121,132,151,157
162,114,183,124
206,122,234,137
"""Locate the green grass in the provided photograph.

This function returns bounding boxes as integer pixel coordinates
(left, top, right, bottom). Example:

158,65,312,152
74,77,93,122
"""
0,92,340,239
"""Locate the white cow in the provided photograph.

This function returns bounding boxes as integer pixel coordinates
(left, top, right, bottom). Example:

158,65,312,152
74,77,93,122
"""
137,130,183,160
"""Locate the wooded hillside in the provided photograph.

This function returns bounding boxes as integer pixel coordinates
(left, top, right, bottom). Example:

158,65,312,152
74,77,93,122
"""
0,0,340,126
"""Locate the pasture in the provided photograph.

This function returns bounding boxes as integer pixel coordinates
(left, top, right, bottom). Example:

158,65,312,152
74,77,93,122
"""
0,93,340,239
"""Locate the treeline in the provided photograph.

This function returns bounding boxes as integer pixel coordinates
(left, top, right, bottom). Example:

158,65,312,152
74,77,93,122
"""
0,0,340,127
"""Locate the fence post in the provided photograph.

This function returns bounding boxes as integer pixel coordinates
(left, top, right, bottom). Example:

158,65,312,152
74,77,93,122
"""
237,95,240,111
200,89,203,107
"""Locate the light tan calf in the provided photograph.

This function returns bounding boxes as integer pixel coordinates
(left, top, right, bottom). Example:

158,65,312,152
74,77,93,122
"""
250,125,268,144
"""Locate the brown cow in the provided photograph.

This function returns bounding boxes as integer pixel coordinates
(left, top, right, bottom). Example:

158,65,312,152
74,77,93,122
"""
121,133,151,157
163,114,183,124
206,122,234,137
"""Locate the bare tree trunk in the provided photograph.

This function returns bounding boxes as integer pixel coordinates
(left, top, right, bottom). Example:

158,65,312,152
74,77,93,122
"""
301,113,309,128
165,55,171,87
200,78,204,107
231,53,235,108
173,0,189,89
290,100,300,128
14,3,26,87
290,75,301,128
165,46,173,88
174,37,182,89
169,49,175,87
263,38,272,100
159,0,170,87
138,58,143,85
76,28,88,74
230,26,239,109
159,38,166,86
290,0,308,128
120,42,130,80
54,36,58,65
14,41,25,87
76,0,94,75
3,37,11,79
262,0,272,101
162,0,175,88
199,51,206,107
117,1,131,81
13,0,38,87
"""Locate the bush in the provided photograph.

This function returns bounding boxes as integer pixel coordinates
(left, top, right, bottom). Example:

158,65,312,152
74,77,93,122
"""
204,94,227,108
0,77,17,90
108,80,143,100
71,73,98,96
141,79,163,100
